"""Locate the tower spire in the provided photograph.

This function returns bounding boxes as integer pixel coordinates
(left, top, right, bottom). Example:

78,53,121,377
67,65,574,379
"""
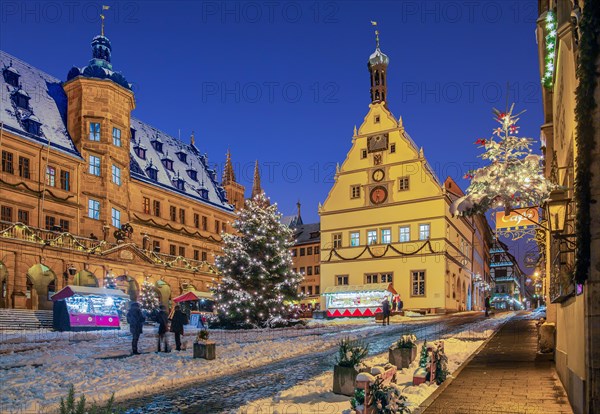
251,160,263,199
222,150,236,185
368,21,389,105
100,5,110,37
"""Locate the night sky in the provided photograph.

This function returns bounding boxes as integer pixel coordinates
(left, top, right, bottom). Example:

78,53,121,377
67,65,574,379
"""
1,0,542,271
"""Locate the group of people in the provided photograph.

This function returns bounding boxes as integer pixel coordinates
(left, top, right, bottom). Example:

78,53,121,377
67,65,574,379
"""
126,303,189,355
381,295,404,326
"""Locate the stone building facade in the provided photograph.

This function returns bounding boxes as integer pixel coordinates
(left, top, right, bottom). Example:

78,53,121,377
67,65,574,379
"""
0,33,244,310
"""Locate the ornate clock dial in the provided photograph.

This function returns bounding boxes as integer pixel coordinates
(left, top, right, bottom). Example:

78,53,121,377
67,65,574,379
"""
372,169,385,182
370,186,388,205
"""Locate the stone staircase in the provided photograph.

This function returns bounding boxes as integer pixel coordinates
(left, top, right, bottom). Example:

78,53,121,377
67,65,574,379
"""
0,309,54,330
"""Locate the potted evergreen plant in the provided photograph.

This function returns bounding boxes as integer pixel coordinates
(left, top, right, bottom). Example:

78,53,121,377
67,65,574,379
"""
193,329,215,360
388,334,417,369
333,337,369,396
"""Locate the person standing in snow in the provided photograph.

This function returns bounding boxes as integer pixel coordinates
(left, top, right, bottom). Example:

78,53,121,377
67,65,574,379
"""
381,297,391,326
485,295,491,317
397,295,404,312
156,305,170,352
126,302,145,355
170,305,188,351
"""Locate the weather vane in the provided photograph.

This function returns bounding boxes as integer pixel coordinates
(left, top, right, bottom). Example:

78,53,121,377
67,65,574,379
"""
100,5,110,36
371,21,380,49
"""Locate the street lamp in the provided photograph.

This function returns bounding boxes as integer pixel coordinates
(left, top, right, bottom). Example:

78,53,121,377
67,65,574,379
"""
545,188,570,233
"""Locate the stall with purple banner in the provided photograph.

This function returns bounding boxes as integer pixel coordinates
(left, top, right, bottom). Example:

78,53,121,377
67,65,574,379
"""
51,285,129,331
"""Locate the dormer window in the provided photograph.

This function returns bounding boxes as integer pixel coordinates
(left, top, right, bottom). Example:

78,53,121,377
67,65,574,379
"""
145,164,158,181
152,140,163,153
197,188,209,200
187,169,198,181
130,127,136,142
3,65,20,87
176,151,187,163
135,145,146,160
23,115,41,136
12,88,30,109
174,178,185,191
162,157,173,171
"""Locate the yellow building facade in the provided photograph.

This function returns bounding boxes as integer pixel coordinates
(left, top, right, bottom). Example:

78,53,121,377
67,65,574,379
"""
319,37,476,316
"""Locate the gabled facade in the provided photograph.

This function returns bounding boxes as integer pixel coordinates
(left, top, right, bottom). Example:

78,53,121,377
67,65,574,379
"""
0,34,243,310
319,34,477,315
489,239,525,310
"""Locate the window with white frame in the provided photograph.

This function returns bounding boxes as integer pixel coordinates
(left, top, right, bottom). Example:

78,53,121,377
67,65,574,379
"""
350,231,360,247
88,199,100,220
419,224,430,240
381,228,391,244
111,208,121,228
112,127,122,147
112,165,121,186
89,155,101,176
411,270,426,296
399,226,410,242
398,176,410,191
351,185,361,199
367,230,377,245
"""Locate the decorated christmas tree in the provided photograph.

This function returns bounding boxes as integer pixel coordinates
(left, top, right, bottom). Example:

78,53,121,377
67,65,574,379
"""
139,279,161,314
451,104,555,216
213,192,302,328
104,272,117,289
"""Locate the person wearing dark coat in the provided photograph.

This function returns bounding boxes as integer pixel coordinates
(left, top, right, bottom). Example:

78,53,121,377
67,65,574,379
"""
381,298,391,326
156,305,170,352
397,296,404,312
170,305,189,351
484,295,491,317
126,302,145,355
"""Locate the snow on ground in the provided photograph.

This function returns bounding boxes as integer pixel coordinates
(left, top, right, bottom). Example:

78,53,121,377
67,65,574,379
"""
236,313,513,414
0,317,418,413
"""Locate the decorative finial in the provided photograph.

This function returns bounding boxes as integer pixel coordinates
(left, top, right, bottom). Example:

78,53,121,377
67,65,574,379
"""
190,130,195,146
371,21,380,49
100,5,110,36
353,125,357,136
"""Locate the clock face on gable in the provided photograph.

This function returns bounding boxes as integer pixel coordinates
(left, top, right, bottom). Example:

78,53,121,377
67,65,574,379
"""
372,169,385,182
370,186,388,205
367,133,389,153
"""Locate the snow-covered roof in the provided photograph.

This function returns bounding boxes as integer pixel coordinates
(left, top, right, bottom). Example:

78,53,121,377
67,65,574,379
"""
51,285,129,301
1,49,234,213
130,118,234,212
0,50,79,156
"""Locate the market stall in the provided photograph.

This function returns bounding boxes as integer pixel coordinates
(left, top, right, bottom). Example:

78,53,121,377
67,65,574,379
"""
51,285,129,331
323,283,397,318
173,290,215,328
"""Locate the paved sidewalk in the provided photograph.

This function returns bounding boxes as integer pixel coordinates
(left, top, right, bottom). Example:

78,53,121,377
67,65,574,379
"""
421,313,573,414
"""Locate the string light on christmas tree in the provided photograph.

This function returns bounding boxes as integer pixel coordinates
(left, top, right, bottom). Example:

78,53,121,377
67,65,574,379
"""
139,277,161,315
451,104,556,217
213,192,302,328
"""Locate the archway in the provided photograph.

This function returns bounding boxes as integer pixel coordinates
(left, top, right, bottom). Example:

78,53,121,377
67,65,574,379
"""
73,270,99,287
155,279,171,309
116,275,139,301
467,285,472,311
26,264,57,310
0,261,8,308
456,278,461,305
462,281,466,311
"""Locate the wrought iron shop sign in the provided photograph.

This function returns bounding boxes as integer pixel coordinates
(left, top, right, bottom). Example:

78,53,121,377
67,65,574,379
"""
495,208,539,241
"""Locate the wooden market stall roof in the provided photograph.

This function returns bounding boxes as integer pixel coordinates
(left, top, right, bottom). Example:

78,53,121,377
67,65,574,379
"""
322,283,397,295
173,290,214,302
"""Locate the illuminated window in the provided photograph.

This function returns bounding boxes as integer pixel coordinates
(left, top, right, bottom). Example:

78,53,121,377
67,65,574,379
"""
46,166,56,186
350,231,360,247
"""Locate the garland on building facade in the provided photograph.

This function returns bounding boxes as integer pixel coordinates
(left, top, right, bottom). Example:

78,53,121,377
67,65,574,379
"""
542,11,557,89
574,0,600,283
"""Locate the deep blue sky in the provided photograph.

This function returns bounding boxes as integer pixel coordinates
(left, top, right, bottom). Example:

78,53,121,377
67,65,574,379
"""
1,0,542,271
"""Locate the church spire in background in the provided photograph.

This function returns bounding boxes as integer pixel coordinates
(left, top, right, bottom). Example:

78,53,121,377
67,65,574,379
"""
251,160,263,199
222,150,236,185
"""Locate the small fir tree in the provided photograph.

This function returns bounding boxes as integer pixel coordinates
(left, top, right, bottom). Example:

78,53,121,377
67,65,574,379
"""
418,340,428,368
139,279,161,314
213,193,302,327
